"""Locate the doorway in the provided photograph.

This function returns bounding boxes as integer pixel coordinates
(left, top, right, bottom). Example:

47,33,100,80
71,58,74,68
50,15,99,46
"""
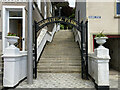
9,19,22,50
3,6,25,53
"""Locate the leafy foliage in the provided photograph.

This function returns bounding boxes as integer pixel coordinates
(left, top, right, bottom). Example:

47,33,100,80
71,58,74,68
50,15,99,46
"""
95,31,106,37
7,32,17,36
52,1,75,29
60,24,64,29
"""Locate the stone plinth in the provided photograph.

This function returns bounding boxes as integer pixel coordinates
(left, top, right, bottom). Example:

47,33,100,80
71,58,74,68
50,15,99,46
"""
2,46,27,87
88,46,110,90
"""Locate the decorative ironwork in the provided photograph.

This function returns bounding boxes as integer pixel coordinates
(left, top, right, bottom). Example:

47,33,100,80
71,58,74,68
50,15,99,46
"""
36,16,81,32
34,16,88,79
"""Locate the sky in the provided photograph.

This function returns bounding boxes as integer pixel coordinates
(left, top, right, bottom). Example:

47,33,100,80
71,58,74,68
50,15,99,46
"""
67,0,75,7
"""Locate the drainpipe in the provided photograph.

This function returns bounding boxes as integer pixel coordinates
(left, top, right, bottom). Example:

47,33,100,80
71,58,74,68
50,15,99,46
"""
27,0,33,84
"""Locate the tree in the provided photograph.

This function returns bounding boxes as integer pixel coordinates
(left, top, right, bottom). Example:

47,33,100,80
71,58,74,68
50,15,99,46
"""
52,1,75,29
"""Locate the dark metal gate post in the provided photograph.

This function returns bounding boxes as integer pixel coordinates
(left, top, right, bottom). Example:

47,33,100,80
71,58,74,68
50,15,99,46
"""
80,21,84,79
85,21,88,79
34,21,37,79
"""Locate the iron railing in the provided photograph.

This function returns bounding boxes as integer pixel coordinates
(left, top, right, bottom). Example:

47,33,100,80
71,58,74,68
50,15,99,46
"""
80,21,88,79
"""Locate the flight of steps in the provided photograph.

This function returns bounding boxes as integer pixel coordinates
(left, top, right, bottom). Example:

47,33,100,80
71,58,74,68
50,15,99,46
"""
37,30,81,73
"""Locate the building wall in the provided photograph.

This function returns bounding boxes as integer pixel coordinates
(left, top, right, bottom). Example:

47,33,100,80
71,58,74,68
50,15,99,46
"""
76,1,119,52
0,1,50,53
75,1,120,71
75,1,86,22
87,2,119,52
1,2,28,52
0,2,28,55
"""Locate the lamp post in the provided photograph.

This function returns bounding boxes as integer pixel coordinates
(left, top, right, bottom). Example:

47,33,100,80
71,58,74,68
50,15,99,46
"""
59,7,62,17
57,7,62,31
27,0,33,84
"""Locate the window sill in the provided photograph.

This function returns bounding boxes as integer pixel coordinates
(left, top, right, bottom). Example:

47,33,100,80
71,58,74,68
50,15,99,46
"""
114,15,120,18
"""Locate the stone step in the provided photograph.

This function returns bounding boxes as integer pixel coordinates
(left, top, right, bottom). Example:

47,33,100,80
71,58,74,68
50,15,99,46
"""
40,56,81,58
39,60,81,63
38,63,81,66
52,39,75,42
40,57,81,60
38,66,81,69
42,52,80,54
54,37,74,39
42,50,80,53
41,53,81,55
47,41,77,44
37,30,81,73
43,50,80,52
43,48,80,51
45,43,79,46
37,69,81,73
45,47,79,50
45,45,79,47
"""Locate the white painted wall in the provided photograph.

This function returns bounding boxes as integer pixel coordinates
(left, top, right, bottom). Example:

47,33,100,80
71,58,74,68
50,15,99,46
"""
88,44,110,86
87,2,119,52
37,24,56,61
76,1,120,52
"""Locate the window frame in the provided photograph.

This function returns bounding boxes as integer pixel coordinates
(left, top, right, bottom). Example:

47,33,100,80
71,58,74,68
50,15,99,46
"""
2,6,26,53
115,0,120,17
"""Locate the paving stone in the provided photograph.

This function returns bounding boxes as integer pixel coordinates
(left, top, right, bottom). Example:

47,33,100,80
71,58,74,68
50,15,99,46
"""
17,73,95,88
16,69,119,89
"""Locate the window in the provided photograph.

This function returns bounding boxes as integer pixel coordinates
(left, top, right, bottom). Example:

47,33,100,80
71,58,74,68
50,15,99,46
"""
9,11,22,17
116,0,120,16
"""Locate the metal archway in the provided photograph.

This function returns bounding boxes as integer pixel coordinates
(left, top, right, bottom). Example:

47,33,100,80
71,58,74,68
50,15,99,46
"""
33,16,88,80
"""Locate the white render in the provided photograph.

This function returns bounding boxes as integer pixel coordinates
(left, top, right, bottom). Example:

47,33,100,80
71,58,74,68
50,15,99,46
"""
37,24,56,61
88,44,110,86
94,37,108,46
56,24,60,32
75,1,120,52
94,46,110,59
2,38,27,87
5,36,19,45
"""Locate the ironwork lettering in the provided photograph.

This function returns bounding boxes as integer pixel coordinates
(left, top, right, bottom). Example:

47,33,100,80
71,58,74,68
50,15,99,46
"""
37,17,81,31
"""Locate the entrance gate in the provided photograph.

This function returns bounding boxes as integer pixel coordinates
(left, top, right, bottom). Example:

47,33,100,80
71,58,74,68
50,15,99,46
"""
33,16,88,79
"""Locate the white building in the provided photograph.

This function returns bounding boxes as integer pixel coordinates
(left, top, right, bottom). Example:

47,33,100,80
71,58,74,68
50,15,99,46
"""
75,0,120,71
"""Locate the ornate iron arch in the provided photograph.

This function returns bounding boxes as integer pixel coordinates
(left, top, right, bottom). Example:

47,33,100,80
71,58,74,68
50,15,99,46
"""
33,16,88,80
35,16,81,32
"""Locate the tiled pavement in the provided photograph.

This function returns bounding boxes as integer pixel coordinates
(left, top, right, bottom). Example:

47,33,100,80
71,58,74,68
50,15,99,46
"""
109,69,119,88
17,73,95,88
17,69,119,89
